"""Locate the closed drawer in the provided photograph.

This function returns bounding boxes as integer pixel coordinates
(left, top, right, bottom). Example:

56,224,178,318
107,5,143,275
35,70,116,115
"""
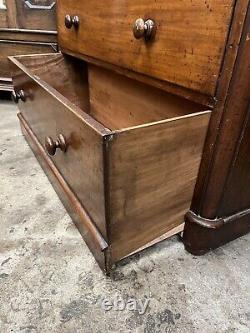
10,53,211,270
57,0,233,96
15,0,57,31
0,41,57,79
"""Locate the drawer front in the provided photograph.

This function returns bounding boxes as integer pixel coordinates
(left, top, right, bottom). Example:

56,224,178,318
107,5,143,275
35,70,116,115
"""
11,65,107,238
0,41,57,79
15,0,57,31
58,0,233,96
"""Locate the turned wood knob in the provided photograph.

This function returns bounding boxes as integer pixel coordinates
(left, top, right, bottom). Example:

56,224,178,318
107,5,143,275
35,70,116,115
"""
133,18,156,41
45,134,67,156
12,90,26,103
65,14,80,29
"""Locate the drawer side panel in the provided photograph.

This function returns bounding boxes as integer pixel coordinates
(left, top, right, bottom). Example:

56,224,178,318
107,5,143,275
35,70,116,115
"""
108,112,211,261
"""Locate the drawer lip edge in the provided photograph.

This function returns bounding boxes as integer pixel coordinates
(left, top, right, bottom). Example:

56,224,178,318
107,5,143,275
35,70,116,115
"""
10,54,112,137
112,110,212,134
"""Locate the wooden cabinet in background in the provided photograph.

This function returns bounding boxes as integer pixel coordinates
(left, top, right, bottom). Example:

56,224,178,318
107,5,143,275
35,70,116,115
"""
0,0,57,91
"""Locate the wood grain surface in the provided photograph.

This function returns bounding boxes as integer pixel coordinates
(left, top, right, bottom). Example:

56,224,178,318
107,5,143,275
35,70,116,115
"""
10,54,110,239
58,0,234,96
0,41,56,78
107,111,211,261
88,65,205,130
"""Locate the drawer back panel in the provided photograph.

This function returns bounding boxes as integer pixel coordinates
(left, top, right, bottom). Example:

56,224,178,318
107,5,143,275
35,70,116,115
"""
88,65,207,130
57,0,234,96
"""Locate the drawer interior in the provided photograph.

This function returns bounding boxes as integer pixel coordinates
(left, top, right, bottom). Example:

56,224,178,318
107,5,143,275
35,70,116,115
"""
11,52,212,266
12,53,209,131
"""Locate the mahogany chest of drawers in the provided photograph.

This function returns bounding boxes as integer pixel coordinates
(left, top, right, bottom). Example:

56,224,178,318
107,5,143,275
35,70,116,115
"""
9,0,250,272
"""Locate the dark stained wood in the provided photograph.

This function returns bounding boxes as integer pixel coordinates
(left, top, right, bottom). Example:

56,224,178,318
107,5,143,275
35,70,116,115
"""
10,53,110,239
184,210,250,255
184,2,250,253
107,111,211,261
57,0,234,96
192,0,250,218
191,0,250,215
220,105,250,215
88,65,206,130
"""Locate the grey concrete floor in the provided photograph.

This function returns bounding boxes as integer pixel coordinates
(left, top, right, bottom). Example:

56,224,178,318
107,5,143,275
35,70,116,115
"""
0,100,249,333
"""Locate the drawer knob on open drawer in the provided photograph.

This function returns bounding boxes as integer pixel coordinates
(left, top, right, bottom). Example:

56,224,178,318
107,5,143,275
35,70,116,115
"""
133,18,156,41
45,134,67,156
12,90,26,103
65,14,80,29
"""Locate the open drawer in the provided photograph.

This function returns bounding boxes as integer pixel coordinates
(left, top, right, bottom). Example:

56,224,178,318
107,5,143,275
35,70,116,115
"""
9,53,211,273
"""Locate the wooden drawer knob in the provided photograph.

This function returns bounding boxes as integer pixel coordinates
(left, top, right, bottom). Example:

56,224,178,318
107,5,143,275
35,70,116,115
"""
65,14,80,29
45,134,67,156
12,90,26,103
133,18,156,41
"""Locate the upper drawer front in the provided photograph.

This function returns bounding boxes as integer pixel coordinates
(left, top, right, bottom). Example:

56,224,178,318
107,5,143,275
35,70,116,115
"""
11,62,107,238
57,0,233,96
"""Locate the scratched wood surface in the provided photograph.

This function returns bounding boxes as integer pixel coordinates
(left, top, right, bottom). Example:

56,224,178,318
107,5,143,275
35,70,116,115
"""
107,111,211,261
58,0,234,96
10,54,110,239
88,65,205,130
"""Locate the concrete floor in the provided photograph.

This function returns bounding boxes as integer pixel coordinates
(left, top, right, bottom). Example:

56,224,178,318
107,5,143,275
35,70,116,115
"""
0,100,249,333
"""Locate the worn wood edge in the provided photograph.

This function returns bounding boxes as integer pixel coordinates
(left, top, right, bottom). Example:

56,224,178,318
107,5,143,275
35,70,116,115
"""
0,77,13,91
102,137,113,270
183,208,250,255
0,39,57,46
122,224,184,260
190,0,250,216
0,31,57,43
113,110,212,134
10,54,111,136
60,47,214,108
18,112,109,254
0,28,57,35
185,211,224,229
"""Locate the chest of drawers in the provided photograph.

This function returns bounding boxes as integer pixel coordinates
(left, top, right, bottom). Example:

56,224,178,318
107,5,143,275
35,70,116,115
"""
9,0,250,272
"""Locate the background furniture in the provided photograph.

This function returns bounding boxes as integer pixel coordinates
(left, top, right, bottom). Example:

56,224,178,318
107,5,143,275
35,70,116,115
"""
0,0,57,92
